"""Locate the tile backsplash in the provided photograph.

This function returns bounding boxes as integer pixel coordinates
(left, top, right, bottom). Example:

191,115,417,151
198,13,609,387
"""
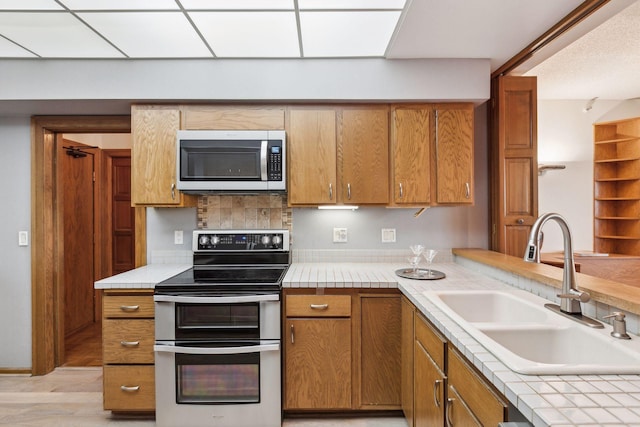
197,194,292,230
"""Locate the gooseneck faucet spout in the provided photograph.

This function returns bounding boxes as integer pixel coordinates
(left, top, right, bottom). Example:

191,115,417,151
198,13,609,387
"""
523,213,589,315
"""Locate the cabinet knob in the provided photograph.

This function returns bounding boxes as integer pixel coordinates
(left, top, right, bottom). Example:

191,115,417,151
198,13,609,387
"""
516,218,525,225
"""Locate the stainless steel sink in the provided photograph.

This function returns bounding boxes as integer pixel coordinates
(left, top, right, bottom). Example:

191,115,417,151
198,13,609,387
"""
423,289,640,375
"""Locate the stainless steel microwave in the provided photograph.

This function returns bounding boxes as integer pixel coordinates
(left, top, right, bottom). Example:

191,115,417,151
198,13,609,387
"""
176,130,286,193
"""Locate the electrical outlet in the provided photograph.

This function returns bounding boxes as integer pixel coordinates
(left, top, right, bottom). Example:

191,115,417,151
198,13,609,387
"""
381,228,396,243
333,227,348,243
174,230,184,245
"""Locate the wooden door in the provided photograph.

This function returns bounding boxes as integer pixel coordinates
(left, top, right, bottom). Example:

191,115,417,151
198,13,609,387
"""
284,318,351,410
492,76,538,256
287,108,337,205
435,106,474,204
391,106,431,205
447,386,482,427
59,139,96,337
339,107,390,204
111,156,135,274
401,297,415,425
358,295,401,408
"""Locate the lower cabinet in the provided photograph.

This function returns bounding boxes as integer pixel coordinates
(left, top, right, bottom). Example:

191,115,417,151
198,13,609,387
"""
402,295,508,427
283,289,401,412
102,290,155,412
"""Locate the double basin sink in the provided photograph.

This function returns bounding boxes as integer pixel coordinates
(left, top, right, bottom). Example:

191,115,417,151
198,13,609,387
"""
423,289,640,375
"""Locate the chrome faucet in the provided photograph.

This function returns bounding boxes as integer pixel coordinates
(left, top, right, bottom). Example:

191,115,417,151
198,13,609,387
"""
523,213,590,315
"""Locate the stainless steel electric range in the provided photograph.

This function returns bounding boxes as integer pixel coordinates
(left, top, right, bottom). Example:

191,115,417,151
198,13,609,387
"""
154,229,290,427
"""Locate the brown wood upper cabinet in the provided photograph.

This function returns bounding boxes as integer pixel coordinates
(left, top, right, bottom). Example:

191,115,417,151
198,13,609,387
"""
287,105,390,206
434,104,474,205
390,105,431,205
131,105,196,207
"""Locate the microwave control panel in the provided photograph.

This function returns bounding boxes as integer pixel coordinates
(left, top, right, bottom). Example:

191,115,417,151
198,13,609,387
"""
268,141,283,181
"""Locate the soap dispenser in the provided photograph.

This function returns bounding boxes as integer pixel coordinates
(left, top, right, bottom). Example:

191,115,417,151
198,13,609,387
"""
603,312,632,340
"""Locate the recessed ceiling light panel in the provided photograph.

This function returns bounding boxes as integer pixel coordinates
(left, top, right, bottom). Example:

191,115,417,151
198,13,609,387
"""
59,0,179,10
301,11,401,57
181,0,293,10
79,12,211,57
299,0,405,10
0,35,36,56
190,11,299,57
0,0,62,10
0,12,123,57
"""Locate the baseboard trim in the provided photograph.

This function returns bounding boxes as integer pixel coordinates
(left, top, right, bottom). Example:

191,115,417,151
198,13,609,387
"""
0,368,32,375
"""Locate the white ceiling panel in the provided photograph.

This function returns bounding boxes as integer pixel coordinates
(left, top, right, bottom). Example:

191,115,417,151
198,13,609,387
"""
0,0,62,10
0,35,35,56
299,0,405,10
387,0,584,70
190,11,299,57
59,0,179,11
301,11,400,57
79,12,210,57
180,0,293,10
0,12,123,57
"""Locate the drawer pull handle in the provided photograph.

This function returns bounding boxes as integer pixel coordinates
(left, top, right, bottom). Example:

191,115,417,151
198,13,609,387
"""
433,379,442,407
120,341,140,347
290,324,294,344
446,397,454,427
120,305,140,312
120,385,140,392
310,304,329,310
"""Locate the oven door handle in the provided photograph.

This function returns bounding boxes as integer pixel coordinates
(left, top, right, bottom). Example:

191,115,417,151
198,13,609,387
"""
154,342,280,355
153,294,280,304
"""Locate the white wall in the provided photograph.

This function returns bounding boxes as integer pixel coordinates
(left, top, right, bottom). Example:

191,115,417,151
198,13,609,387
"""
0,117,32,368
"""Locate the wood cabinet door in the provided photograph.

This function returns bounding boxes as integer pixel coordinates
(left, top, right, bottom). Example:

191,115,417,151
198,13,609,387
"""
435,106,474,204
415,343,446,427
401,297,415,425
358,295,401,409
131,105,183,205
339,107,390,204
287,108,337,205
284,318,351,410
391,106,431,205
492,76,538,256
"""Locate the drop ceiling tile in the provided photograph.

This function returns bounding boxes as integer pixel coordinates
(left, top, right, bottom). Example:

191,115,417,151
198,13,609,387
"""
0,35,36,56
190,11,299,57
0,0,62,10
79,12,210,57
59,0,179,10
181,0,293,10
301,11,401,57
0,12,123,57
299,0,405,10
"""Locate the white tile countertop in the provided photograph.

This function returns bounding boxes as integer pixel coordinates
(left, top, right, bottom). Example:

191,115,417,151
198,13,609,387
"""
284,259,640,427
94,264,191,289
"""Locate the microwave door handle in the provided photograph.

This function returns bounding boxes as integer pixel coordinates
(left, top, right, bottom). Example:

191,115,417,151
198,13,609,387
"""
154,343,280,355
154,294,280,304
261,140,268,181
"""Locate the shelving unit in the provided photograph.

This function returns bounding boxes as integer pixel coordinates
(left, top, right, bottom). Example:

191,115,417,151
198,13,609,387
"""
593,117,640,255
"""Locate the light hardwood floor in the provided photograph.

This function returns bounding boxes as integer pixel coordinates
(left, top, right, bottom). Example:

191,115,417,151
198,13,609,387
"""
0,368,408,426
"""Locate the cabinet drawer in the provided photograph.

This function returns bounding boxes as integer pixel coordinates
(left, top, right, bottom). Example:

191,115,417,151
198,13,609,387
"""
103,319,155,364
103,365,155,411
448,346,506,426
286,295,351,317
415,313,446,371
103,295,154,318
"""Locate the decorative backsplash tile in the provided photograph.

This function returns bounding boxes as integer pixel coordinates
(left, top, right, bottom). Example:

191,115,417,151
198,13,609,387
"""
197,194,292,230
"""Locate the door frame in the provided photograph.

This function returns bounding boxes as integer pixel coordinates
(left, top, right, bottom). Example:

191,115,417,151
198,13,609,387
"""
31,116,131,375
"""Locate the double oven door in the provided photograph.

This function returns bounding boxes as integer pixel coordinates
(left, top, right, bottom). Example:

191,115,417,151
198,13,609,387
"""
154,293,281,427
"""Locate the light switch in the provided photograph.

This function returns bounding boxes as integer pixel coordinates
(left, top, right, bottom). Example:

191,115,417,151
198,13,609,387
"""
174,230,184,245
18,231,28,246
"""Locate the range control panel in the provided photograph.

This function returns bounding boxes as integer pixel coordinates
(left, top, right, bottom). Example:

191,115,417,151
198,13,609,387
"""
193,229,289,251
